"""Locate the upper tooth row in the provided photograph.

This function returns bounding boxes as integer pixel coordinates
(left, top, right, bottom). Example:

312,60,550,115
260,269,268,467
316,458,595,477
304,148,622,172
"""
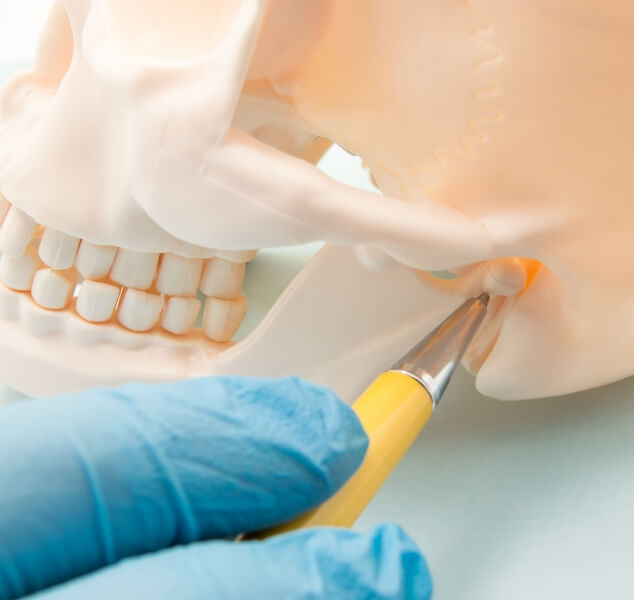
0,255,248,342
0,204,251,296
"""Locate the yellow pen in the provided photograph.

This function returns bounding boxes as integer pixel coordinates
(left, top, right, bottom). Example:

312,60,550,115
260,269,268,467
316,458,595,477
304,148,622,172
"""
258,293,490,537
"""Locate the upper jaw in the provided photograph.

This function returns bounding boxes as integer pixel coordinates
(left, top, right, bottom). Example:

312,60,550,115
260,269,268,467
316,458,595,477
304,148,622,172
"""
0,0,496,265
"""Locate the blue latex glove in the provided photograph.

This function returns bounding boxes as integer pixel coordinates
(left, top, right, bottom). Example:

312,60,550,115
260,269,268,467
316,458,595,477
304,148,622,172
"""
0,376,432,599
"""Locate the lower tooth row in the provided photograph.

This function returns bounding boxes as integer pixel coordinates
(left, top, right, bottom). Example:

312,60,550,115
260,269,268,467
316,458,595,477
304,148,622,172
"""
0,261,248,343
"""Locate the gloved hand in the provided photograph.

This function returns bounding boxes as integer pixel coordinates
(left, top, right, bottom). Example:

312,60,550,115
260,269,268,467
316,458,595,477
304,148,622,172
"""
0,376,432,599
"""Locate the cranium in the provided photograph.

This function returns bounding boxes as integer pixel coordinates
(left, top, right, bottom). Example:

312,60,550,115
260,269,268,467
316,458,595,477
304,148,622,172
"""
0,0,632,401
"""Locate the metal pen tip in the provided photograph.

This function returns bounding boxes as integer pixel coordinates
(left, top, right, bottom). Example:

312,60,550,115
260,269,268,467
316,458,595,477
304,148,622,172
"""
478,292,490,306
390,294,490,408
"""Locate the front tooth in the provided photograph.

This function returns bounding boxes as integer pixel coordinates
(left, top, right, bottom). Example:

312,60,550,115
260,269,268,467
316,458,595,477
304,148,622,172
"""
0,193,9,225
38,228,80,270
212,249,257,263
76,280,120,323
117,289,164,332
162,296,201,335
156,254,204,296
200,258,245,300
203,294,248,342
0,207,37,257
75,241,117,280
31,268,74,310
110,249,159,290
0,246,40,291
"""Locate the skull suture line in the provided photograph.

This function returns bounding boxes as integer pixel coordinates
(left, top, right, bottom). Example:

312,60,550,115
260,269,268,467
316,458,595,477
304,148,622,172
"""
0,0,632,401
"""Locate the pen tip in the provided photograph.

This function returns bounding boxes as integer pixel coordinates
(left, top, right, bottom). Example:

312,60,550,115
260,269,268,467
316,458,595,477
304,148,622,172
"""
477,292,490,306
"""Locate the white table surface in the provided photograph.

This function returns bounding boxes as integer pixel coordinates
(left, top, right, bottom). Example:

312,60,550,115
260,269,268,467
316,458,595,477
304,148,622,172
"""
2,59,634,600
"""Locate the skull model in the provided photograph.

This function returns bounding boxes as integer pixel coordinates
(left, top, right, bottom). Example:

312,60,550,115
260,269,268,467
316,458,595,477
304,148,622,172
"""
0,0,632,401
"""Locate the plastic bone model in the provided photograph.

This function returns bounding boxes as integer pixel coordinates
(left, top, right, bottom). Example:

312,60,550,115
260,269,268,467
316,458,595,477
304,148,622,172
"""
0,0,632,401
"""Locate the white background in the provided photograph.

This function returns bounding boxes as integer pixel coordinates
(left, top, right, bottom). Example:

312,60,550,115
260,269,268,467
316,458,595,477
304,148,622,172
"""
0,1,52,61
1,3,634,599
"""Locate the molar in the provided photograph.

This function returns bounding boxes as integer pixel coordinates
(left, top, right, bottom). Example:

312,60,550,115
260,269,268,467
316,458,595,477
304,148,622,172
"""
156,254,204,297
200,258,245,300
0,246,40,291
75,280,121,323
117,288,165,332
162,296,202,335
203,294,248,342
39,228,80,270
0,207,38,258
110,249,160,290
75,241,117,280
31,268,75,310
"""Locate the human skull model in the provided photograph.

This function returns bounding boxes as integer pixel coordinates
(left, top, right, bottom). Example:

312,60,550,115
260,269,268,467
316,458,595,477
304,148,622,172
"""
0,0,632,401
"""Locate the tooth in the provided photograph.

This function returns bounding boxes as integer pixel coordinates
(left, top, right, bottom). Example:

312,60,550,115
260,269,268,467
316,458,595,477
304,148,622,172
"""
31,268,75,310
156,254,204,297
117,289,164,332
200,258,245,300
203,294,248,342
38,228,80,270
0,207,37,258
75,280,120,323
0,193,9,225
0,246,40,291
110,249,160,290
162,296,201,335
75,241,117,280
212,249,257,263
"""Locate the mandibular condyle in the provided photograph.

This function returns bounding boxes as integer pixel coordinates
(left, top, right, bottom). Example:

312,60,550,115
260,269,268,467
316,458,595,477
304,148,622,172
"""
0,0,632,401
